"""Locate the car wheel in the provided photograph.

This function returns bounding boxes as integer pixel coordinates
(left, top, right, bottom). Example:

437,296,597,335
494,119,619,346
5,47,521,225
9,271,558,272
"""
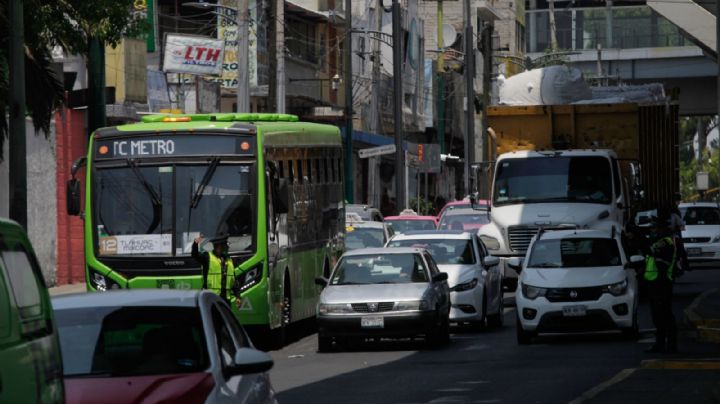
516,315,534,345
487,292,505,328
318,334,333,353
426,311,449,348
621,310,639,340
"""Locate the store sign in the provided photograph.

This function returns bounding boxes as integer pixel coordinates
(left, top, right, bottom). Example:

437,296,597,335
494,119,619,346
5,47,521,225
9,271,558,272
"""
163,34,225,76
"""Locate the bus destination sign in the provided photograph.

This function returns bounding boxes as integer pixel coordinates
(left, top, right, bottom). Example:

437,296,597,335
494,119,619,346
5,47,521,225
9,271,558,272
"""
95,135,255,159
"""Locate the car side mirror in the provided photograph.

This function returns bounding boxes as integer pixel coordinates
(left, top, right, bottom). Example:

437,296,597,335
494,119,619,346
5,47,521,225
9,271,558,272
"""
482,255,500,267
432,272,448,282
507,257,523,273
229,348,274,375
66,178,82,216
626,255,645,269
314,276,328,287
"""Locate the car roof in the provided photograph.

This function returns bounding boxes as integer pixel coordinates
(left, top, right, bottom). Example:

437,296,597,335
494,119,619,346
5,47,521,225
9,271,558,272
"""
342,247,424,256
441,207,488,216
391,230,472,240
52,289,202,310
535,229,615,240
384,215,437,221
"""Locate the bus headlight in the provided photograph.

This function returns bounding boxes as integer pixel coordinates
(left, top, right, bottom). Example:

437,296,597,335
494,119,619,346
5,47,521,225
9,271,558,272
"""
90,269,120,291
235,263,263,294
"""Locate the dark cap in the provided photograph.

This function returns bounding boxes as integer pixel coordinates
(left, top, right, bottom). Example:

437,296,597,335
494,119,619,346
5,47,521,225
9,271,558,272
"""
209,234,229,245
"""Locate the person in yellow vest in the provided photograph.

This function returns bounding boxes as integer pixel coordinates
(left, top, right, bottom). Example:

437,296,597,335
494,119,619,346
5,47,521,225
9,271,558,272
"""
643,211,678,353
191,234,240,308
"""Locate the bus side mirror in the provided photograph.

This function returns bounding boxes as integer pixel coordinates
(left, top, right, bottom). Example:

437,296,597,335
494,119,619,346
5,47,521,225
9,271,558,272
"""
274,178,289,214
66,179,81,216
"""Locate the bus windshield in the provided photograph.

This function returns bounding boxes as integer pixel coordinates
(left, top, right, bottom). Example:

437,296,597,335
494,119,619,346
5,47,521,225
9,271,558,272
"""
94,162,254,256
493,156,612,206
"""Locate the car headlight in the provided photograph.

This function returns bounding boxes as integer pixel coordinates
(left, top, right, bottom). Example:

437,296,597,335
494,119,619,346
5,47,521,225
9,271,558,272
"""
452,278,478,292
318,303,353,314
235,263,263,294
603,279,628,296
90,269,120,291
479,235,501,251
711,235,720,243
521,283,547,300
395,300,430,311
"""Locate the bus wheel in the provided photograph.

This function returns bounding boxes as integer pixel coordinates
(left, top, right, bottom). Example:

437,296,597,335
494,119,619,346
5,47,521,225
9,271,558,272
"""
266,275,290,350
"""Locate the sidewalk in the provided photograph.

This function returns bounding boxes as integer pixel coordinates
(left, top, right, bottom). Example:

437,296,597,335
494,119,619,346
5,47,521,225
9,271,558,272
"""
48,282,87,296
572,289,720,403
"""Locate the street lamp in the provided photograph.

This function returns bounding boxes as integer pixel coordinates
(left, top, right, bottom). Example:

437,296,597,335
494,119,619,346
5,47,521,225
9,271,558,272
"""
182,1,250,113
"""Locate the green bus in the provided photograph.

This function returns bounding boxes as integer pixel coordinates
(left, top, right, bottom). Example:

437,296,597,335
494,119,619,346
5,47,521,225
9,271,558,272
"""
67,113,345,343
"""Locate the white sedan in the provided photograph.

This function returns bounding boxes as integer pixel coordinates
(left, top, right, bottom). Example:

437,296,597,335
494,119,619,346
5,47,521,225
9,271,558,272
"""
513,229,642,344
387,230,504,328
679,202,720,264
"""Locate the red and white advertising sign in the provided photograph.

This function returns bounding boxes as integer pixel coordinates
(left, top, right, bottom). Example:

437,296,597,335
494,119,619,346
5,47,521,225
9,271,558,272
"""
163,34,225,76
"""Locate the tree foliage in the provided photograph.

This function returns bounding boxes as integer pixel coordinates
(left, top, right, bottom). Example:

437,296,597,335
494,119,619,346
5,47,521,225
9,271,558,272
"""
679,116,719,200
1,0,145,159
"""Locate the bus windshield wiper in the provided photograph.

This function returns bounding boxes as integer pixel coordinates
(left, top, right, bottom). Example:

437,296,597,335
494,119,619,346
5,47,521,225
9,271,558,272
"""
190,157,220,209
127,158,162,233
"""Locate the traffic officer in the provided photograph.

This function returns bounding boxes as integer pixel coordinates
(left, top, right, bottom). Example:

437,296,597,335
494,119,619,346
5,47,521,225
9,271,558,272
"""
643,211,678,353
192,234,239,308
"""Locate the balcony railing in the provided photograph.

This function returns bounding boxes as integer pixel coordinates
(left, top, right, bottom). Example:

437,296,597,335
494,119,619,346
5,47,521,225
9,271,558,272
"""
526,5,689,53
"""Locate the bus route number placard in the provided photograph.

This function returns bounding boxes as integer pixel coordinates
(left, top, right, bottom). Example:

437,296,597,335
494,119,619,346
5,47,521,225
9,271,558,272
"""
95,135,255,159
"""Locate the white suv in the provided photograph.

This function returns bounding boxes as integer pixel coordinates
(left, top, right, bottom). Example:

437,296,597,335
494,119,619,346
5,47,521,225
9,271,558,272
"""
513,229,642,344
679,202,720,264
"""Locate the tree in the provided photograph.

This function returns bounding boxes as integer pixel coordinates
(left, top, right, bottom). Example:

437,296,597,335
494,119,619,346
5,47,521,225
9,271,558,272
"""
0,0,145,159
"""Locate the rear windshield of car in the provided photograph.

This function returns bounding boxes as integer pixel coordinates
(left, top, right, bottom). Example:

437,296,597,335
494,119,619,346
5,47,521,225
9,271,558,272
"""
528,238,621,268
345,227,385,250
388,239,475,265
438,214,489,231
681,207,720,225
386,219,436,233
55,306,209,377
331,254,429,285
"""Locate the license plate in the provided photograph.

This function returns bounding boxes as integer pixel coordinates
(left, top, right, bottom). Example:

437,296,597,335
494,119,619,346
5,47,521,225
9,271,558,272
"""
562,305,587,317
687,247,702,256
361,316,384,328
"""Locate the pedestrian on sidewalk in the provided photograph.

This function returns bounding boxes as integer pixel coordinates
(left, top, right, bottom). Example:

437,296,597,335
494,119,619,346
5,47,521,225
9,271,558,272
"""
192,234,241,309
643,210,679,353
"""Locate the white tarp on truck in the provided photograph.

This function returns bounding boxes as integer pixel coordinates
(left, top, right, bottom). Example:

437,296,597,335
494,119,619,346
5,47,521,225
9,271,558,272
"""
499,65,667,106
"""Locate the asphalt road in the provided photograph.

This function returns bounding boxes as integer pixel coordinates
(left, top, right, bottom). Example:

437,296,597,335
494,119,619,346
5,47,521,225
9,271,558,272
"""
268,266,720,404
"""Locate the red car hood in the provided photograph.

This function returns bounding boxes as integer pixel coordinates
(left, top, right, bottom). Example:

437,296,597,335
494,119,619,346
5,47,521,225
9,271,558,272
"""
65,372,214,404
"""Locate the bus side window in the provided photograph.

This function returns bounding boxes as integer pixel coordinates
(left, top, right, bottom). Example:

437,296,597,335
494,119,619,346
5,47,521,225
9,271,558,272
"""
306,159,312,183
337,158,343,182
329,158,335,183
323,158,329,183
288,160,294,184
278,161,285,178
314,159,320,184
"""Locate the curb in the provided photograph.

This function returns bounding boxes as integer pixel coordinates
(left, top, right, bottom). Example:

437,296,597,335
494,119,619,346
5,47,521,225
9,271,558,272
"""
684,288,720,343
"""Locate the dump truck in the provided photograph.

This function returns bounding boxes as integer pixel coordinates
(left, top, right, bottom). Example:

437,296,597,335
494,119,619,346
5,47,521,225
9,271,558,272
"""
477,102,679,289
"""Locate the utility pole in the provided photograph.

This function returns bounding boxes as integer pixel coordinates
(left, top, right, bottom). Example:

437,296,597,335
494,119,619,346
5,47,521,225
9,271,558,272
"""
268,1,277,110
276,0,286,112
463,0,475,196
437,0,446,155
392,0,405,213
237,0,250,112
8,0,27,229
478,15,494,199
87,36,106,135
344,0,354,202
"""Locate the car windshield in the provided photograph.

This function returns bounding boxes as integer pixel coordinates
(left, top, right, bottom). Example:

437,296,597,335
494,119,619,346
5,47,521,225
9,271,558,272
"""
438,214,490,230
386,219,436,233
493,156,613,206
681,207,720,225
388,239,475,265
94,163,254,256
528,238,622,268
345,227,385,250
55,306,209,377
330,254,429,285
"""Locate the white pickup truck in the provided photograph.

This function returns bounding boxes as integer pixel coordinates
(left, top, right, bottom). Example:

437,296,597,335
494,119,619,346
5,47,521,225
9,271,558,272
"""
477,149,640,289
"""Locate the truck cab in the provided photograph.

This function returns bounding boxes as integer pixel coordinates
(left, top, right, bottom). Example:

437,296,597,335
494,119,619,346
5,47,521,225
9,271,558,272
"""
478,149,635,289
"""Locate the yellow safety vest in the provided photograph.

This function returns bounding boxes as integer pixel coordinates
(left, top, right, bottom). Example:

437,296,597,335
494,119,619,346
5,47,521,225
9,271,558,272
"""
206,253,237,303
644,237,676,282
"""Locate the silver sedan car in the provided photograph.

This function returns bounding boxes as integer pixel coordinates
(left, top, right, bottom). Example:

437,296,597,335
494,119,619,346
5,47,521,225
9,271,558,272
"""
52,290,276,404
315,247,451,352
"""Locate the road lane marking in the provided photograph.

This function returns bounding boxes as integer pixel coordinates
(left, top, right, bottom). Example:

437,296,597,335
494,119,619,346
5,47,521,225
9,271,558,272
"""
569,368,636,404
435,388,472,393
